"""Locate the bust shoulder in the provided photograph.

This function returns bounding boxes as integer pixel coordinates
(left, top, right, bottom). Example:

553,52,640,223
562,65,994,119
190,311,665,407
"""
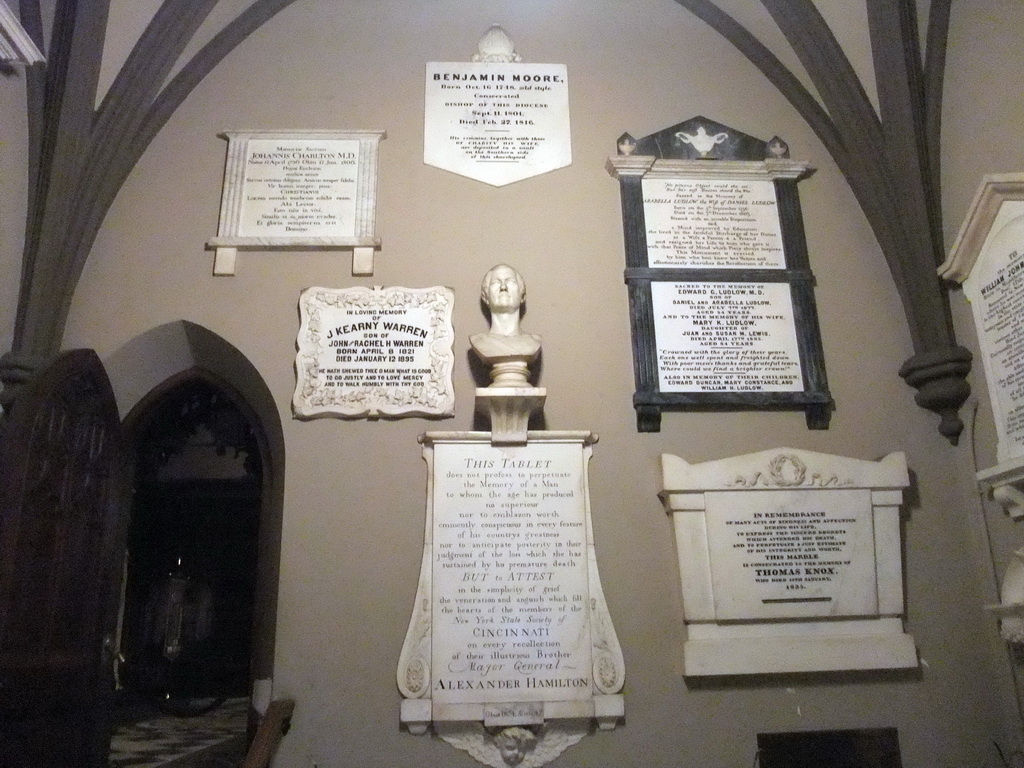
470,331,541,362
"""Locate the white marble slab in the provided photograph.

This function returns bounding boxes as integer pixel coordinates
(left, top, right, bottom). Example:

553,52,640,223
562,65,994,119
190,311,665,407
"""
642,177,786,269
940,174,1024,556
399,432,624,736
430,440,592,704
962,200,1024,464
706,489,877,620
660,448,916,675
684,619,918,676
234,137,360,236
424,63,570,186
207,130,384,275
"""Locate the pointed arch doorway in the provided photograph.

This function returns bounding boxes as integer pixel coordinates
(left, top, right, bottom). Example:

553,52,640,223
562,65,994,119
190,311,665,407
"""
107,322,284,748
121,372,261,714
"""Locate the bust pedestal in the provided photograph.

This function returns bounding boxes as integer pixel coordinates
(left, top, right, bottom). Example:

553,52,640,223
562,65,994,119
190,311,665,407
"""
475,387,546,444
470,331,544,444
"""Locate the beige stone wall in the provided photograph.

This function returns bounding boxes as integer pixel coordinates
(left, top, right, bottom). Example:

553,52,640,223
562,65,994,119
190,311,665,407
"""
4,1,1024,765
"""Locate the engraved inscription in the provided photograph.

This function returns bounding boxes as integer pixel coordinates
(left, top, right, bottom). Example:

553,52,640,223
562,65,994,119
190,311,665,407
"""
651,281,803,392
237,138,359,237
431,442,591,703
642,178,785,269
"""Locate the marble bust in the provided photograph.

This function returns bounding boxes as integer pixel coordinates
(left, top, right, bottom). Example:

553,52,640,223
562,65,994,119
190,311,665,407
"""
470,264,541,388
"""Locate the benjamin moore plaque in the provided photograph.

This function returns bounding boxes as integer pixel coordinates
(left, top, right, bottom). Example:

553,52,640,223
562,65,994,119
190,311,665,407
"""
424,62,571,186
293,285,455,419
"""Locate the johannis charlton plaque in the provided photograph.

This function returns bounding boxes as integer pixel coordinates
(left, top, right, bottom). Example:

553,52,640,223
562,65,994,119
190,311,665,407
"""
293,285,455,419
424,25,571,187
208,130,385,276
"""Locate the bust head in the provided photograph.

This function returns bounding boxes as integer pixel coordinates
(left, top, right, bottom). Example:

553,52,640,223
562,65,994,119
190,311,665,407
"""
470,264,540,386
481,263,526,317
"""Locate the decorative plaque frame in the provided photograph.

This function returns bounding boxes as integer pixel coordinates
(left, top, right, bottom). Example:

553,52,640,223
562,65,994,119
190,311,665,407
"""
606,116,832,433
293,285,455,420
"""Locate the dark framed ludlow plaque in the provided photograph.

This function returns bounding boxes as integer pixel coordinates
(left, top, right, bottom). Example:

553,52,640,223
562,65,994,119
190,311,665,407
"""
607,116,833,432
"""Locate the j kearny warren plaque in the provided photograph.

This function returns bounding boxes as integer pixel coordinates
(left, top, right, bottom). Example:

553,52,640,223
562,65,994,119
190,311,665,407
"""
293,285,455,420
208,130,385,276
424,25,571,187
607,116,832,433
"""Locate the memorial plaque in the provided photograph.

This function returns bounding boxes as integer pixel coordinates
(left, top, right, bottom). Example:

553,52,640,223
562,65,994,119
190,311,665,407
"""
705,489,876,620
430,440,592,704
293,285,455,419
424,62,571,186
607,116,832,432
396,265,624,762
940,175,1024,525
235,137,361,237
208,130,385,276
660,448,916,676
398,431,625,750
651,281,803,393
642,178,786,269
961,201,1024,464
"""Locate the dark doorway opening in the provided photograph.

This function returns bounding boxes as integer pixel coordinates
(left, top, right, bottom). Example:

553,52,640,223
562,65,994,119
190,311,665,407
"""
112,374,265,764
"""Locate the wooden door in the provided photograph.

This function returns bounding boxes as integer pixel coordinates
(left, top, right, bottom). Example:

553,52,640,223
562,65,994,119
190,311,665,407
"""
0,350,127,768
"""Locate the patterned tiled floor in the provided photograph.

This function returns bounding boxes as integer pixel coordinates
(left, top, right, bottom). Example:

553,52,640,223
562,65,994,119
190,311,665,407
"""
109,698,248,768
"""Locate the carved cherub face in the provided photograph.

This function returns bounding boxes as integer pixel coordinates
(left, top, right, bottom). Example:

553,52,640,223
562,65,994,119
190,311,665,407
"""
493,727,536,766
481,264,525,314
